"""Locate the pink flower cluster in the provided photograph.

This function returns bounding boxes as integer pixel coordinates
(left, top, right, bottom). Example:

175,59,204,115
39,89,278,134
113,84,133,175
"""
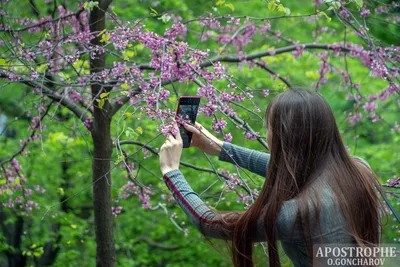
160,121,179,137
244,131,260,140
120,182,154,209
211,118,227,133
224,133,233,142
1,159,42,215
28,116,45,131
293,45,305,58
225,174,242,191
348,112,362,124
386,176,400,188
112,206,123,217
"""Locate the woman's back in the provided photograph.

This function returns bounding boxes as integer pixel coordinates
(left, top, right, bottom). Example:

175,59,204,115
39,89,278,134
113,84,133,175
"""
276,175,355,266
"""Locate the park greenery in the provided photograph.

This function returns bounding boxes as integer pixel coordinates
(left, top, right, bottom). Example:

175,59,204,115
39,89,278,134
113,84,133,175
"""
0,0,399,266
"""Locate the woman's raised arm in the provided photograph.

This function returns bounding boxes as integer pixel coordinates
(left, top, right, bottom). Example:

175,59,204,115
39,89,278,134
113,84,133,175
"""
162,169,296,242
218,141,270,178
183,122,270,178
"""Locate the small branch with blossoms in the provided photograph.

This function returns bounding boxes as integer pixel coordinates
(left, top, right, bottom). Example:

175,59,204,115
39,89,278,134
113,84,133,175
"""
0,101,53,166
118,140,255,196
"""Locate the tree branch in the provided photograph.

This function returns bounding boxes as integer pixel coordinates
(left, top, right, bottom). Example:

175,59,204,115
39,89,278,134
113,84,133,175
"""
0,9,84,32
253,61,292,89
201,44,351,68
118,140,254,196
135,236,181,251
0,74,89,125
111,43,352,115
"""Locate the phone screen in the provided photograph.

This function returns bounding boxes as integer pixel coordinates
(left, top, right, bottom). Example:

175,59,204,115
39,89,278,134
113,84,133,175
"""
176,97,200,148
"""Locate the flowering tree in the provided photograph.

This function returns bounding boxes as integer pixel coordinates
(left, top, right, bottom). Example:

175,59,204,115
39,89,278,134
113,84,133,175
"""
0,0,399,266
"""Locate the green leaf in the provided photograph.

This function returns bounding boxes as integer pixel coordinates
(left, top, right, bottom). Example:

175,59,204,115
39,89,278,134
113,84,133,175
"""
216,0,225,6
318,10,332,22
149,7,158,16
122,50,136,60
136,127,143,135
354,0,363,8
100,33,110,43
125,127,139,138
0,58,6,66
36,64,48,73
58,72,71,83
158,14,171,23
121,83,131,90
97,29,106,37
98,99,105,109
332,1,341,9
58,188,64,196
225,3,235,12
83,1,99,11
268,2,276,11
283,7,291,15
100,92,109,99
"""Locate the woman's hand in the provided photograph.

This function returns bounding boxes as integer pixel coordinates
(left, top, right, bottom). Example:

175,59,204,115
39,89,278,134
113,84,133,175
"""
183,121,223,157
159,120,183,176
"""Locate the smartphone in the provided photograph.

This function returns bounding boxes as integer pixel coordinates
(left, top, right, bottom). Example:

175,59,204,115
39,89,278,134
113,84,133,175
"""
175,96,201,148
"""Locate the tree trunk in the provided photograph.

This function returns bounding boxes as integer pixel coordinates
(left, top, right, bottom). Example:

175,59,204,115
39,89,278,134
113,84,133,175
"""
91,113,115,267
89,1,116,266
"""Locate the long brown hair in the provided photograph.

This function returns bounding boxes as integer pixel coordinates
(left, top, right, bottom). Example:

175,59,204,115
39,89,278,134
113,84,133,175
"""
200,88,385,267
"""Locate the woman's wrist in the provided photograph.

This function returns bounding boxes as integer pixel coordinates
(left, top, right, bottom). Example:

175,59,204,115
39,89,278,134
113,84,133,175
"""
162,168,179,176
215,140,223,157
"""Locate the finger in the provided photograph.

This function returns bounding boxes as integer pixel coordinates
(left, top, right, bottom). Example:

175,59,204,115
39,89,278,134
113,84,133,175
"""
174,121,182,143
194,122,204,132
167,132,175,141
183,121,200,134
160,143,167,151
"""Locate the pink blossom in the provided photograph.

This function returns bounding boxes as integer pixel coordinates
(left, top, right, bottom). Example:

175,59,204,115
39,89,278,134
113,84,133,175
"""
225,174,242,191
160,122,179,137
360,7,371,17
369,94,378,101
363,102,378,112
3,199,14,208
386,176,400,188
244,131,259,140
158,89,170,101
112,206,123,217
24,189,33,197
262,89,270,97
348,112,362,124
84,117,93,130
11,159,22,172
293,45,305,58
224,133,233,142
259,21,271,34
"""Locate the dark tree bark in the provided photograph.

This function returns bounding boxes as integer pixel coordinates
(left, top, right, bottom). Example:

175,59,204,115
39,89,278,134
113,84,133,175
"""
89,1,116,266
0,208,26,267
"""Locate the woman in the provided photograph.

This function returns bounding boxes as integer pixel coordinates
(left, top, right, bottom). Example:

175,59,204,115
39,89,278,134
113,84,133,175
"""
159,88,384,267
